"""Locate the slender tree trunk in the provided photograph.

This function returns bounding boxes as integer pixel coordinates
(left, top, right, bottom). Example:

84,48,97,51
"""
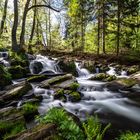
12,0,19,51
102,1,106,54
117,0,120,56
20,0,31,48
0,0,8,37
80,1,85,51
48,0,51,47
28,0,37,53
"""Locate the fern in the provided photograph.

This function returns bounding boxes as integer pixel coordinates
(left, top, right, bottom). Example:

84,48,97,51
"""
37,108,85,140
82,116,111,140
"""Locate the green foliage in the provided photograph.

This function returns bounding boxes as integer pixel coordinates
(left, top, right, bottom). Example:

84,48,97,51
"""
37,108,85,140
0,65,12,89
0,121,25,140
82,116,111,140
69,82,80,91
22,103,38,116
8,65,27,79
116,131,140,140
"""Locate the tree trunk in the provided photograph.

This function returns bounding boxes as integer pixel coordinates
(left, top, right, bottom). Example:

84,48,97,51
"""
80,0,85,52
12,0,19,52
116,0,120,56
28,0,37,53
48,1,51,48
20,0,31,48
0,0,8,37
102,1,106,54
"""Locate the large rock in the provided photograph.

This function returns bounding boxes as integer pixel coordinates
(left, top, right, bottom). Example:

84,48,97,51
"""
105,78,138,92
8,65,27,79
40,74,73,89
30,61,43,74
58,60,77,76
0,65,12,90
6,124,57,140
1,82,32,102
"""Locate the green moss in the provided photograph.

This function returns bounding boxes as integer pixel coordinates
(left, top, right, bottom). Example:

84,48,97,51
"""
69,82,80,91
27,75,48,82
22,102,38,116
127,65,139,75
8,65,27,79
90,73,109,81
105,75,117,82
0,65,12,89
117,78,137,87
68,91,81,102
54,89,66,101
0,121,25,140
116,131,140,140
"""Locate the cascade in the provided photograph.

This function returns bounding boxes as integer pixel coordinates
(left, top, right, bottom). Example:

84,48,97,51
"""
29,55,62,74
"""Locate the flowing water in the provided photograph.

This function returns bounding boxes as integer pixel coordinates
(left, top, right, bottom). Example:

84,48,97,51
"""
29,55,140,130
0,52,10,67
29,55,62,74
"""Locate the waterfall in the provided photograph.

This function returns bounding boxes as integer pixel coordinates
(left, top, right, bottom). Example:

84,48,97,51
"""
107,67,116,76
0,52,10,67
29,55,62,74
75,62,90,77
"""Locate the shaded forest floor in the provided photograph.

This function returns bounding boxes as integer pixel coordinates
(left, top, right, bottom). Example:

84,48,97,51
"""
40,49,140,66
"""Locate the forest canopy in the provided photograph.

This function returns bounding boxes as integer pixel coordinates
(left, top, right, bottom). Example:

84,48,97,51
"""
0,0,140,55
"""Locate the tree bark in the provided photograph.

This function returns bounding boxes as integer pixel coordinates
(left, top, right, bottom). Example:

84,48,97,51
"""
0,0,8,37
117,0,120,56
102,1,106,54
28,0,37,53
20,0,31,48
12,0,19,51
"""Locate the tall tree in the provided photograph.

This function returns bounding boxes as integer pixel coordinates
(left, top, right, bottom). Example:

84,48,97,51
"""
0,0,8,37
12,0,19,51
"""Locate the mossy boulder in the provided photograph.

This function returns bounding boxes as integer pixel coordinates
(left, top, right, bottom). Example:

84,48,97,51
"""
0,107,26,139
127,65,139,75
89,73,116,82
58,60,77,76
1,82,32,102
8,65,27,79
84,61,95,72
106,78,138,92
0,65,12,89
105,75,117,82
54,89,66,101
54,89,81,102
40,74,73,89
27,75,48,82
5,123,57,140
68,91,81,102
11,59,29,67
68,82,80,91
21,102,39,120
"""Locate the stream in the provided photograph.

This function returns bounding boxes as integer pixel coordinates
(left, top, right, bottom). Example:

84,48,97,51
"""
1,53,140,131
29,55,140,130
